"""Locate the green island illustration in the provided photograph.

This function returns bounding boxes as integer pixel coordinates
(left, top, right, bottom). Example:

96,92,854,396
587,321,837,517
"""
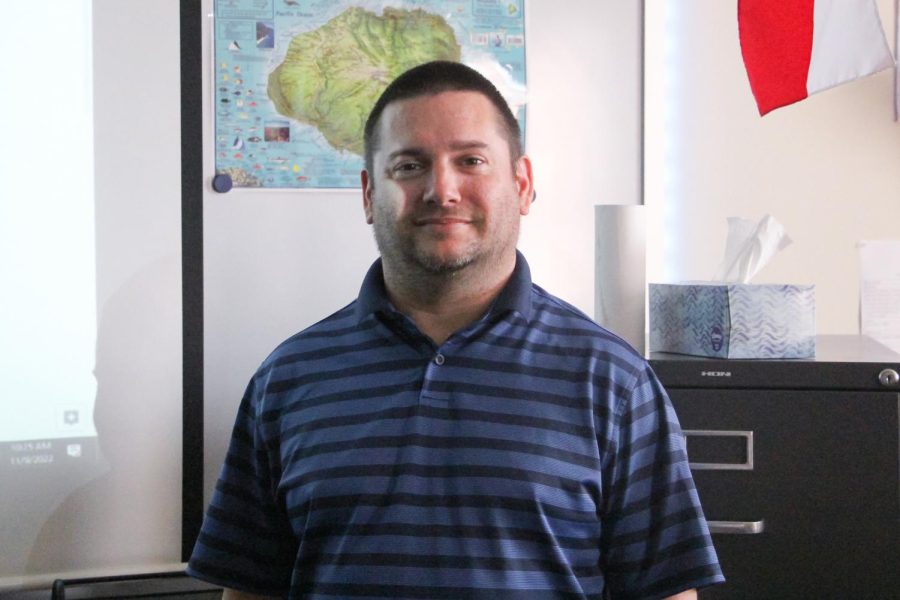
268,7,462,156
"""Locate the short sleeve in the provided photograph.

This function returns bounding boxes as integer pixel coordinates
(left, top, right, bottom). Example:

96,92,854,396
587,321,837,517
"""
187,375,298,595
599,364,724,599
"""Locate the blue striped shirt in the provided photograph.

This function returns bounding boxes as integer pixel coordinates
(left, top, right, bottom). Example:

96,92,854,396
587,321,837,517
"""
188,252,723,599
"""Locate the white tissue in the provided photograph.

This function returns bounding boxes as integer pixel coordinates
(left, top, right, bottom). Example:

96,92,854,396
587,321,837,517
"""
712,214,792,283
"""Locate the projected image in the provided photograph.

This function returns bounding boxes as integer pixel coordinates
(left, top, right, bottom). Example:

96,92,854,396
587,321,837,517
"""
22,257,183,574
2,406,99,470
0,184,98,463
1,66,99,472
1,0,101,578
2,0,184,583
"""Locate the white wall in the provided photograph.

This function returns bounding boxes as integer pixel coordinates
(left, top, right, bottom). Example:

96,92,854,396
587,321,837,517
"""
645,0,900,334
521,2,643,306
202,1,643,501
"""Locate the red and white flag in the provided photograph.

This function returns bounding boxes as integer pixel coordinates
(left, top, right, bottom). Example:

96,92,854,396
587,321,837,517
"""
739,0,894,115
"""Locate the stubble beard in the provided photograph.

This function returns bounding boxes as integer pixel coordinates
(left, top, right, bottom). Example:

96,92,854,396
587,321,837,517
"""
372,216,481,277
369,187,522,284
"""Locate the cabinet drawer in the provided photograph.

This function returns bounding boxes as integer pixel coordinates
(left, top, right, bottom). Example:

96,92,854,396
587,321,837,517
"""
669,389,899,599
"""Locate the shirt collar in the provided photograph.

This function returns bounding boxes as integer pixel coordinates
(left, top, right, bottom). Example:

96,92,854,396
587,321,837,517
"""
354,250,534,323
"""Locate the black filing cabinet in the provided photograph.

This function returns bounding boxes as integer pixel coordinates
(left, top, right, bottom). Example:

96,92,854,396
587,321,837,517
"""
651,336,900,600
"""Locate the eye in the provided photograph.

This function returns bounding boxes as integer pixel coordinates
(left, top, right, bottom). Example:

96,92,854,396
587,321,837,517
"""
461,156,486,167
390,161,424,178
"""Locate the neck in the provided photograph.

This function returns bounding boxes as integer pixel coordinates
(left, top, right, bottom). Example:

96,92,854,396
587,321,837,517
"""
383,252,517,345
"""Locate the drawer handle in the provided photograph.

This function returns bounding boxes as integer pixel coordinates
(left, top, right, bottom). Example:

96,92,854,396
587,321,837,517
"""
683,429,754,471
708,520,765,535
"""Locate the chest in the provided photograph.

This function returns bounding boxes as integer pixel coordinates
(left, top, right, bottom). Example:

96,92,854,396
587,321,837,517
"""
273,381,604,540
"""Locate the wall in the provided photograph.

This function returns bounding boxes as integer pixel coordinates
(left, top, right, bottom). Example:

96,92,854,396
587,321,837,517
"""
201,1,643,502
645,0,900,334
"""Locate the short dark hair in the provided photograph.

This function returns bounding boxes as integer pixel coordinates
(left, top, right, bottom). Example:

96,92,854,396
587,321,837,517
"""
363,61,523,174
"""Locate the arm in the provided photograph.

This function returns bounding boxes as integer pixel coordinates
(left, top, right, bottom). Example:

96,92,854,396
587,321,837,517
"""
664,590,698,600
187,377,299,596
222,589,281,600
598,366,723,597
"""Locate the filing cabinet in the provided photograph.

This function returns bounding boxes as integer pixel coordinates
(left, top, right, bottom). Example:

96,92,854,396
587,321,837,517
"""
651,336,900,599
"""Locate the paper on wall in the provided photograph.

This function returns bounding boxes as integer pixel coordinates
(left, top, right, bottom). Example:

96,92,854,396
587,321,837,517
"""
859,240,900,353
896,2,900,121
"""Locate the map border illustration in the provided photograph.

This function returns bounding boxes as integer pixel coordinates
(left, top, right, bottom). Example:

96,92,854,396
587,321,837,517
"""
213,0,527,190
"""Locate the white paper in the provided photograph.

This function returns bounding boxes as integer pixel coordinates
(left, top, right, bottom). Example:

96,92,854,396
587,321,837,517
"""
895,0,900,121
859,240,900,353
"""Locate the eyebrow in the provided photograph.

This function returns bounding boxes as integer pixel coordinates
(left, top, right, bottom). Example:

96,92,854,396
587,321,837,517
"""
385,140,489,162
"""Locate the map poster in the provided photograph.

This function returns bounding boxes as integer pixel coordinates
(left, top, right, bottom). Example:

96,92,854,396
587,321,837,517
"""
213,0,527,189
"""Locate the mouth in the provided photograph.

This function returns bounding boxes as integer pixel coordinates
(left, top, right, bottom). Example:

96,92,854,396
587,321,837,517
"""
413,216,473,227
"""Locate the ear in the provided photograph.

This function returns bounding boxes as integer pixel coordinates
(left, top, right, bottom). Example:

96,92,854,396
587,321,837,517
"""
361,169,374,224
514,155,534,216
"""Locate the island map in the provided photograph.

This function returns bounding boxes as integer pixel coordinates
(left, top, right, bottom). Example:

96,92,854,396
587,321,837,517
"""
214,0,526,189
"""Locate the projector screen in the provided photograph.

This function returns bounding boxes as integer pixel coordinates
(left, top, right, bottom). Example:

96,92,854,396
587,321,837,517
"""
0,0,102,576
1,4,98,453
1,0,184,584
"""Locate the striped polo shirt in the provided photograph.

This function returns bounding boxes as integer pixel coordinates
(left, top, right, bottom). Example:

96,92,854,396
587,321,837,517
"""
188,252,723,599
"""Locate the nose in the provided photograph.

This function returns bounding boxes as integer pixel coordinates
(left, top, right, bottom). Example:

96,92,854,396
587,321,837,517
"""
423,161,461,206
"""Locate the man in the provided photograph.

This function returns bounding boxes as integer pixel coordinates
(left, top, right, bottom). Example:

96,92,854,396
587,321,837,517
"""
188,61,723,599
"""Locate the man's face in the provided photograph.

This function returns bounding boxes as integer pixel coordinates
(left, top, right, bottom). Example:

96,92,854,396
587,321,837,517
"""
362,90,532,276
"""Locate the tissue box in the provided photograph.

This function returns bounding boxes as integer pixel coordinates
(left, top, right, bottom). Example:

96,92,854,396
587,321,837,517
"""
649,283,815,359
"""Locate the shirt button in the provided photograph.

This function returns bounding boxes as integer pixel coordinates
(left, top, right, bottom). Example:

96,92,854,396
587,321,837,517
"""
434,354,445,366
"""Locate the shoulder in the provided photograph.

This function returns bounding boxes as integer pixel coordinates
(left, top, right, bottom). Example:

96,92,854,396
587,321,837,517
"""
260,300,363,367
243,300,373,395
528,284,647,370
521,284,661,413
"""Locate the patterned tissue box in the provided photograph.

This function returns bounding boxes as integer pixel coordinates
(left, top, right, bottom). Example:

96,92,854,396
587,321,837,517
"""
649,283,816,359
